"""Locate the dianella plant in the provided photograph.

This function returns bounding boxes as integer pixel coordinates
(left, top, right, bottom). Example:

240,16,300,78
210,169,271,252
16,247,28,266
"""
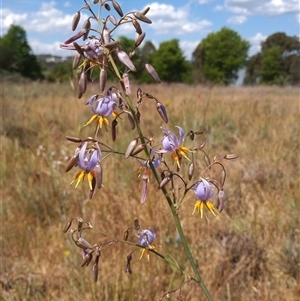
61,1,238,300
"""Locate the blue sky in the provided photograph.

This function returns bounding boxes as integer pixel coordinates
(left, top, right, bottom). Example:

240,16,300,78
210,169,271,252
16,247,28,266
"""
1,0,299,60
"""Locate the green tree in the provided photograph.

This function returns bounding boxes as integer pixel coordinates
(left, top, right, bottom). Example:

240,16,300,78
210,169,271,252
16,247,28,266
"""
192,27,250,85
245,32,300,85
149,39,190,83
260,47,283,84
0,24,43,80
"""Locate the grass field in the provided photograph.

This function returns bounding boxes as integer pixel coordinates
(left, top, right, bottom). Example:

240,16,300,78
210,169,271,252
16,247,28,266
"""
1,80,299,301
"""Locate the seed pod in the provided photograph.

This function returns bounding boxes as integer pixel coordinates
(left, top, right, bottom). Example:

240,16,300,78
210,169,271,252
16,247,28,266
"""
117,49,136,71
135,32,146,48
112,119,118,141
64,29,88,44
132,19,142,34
112,1,123,17
134,12,152,24
158,175,171,189
156,101,168,123
125,138,138,158
99,69,107,92
72,11,81,31
108,15,117,26
77,237,93,249
145,64,161,83
78,70,87,99
188,162,194,180
92,263,99,282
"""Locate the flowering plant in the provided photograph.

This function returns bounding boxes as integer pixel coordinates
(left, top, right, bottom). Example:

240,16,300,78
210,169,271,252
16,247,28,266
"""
61,1,238,300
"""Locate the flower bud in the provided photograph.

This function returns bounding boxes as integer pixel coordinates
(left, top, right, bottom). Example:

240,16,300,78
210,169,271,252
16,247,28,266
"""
112,119,118,141
64,29,88,44
108,15,117,26
99,68,107,92
158,175,171,189
132,19,142,34
72,11,81,31
145,64,161,83
77,237,93,249
188,162,194,180
112,1,123,17
78,70,87,99
117,49,136,71
135,32,146,48
134,12,152,24
156,101,168,123
217,189,226,212
125,138,138,158
92,263,99,282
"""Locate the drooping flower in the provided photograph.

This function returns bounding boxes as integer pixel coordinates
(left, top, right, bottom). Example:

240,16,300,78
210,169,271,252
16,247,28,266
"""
160,126,192,167
138,228,156,261
69,141,102,198
192,178,218,218
84,91,118,129
136,156,161,204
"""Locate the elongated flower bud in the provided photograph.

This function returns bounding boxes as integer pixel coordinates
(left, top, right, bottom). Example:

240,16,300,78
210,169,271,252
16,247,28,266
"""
117,49,136,71
77,237,93,249
112,1,123,17
112,119,118,141
141,174,148,204
131,143,146,156
217,189,225,212
145,63,161,83
92,263,99,282
64,29,88,44
108,15,117,26
127,112,135,130
73,52,82,69
99,68,107,92
82,19,91,40
156,101,168,123
125,138,138,158
103,27,111,44
188,162,194,180
81,253,93,267
78,70,87,99
134,12,152,24
158,175,171,189
132,19,142,34
63,220,72,233
140,7,150,15
66,136,82,143
65,155,77,172
135,32,146,48
72,11,81,31
123,73,131,95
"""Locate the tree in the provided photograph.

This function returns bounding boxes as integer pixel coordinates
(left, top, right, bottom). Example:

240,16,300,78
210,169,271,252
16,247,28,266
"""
259,47,283,84
0,24,43,80
149,39,190,83
245,32,300,85
192,27,249,85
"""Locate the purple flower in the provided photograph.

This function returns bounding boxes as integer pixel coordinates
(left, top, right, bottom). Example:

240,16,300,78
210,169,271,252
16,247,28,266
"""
192,178,218,218
193,178,214,201
159,126,191,167
84,38,103,59
138,229,156,248
77,142,101,171
87,94,117,117
161,126,185,152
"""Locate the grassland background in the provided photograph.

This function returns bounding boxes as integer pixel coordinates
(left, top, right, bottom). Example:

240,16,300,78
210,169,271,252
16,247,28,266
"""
1,80,299,301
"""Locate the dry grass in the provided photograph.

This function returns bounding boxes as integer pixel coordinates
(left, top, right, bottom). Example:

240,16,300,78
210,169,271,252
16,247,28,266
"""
1,80,299,301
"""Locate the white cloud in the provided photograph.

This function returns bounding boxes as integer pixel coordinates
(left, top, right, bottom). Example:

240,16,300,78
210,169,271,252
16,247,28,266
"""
1,8,28,32
225,0,299,16
198,0,215,4
227,15,247,24
145,2,212,35
214,5,224,11
247,32,267,55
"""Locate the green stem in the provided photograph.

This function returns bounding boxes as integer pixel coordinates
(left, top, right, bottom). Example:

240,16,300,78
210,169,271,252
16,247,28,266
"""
109,55,213,300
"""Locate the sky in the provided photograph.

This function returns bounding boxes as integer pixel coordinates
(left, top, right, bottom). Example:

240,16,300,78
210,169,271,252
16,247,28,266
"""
1,0,299,60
